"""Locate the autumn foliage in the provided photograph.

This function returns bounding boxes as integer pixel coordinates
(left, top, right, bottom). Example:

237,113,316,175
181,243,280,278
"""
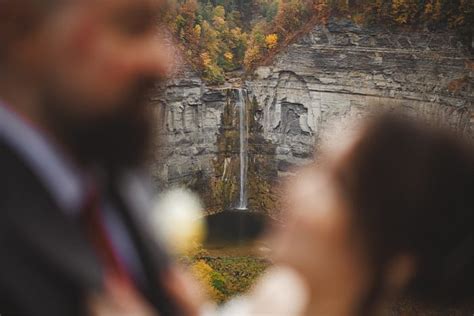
168,0,473,84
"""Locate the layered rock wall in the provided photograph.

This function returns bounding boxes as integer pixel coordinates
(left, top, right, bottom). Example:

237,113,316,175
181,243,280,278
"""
153,20,473,215
249,20,473,173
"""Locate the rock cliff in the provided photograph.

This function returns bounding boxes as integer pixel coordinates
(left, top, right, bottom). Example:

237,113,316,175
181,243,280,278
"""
152,20,473,216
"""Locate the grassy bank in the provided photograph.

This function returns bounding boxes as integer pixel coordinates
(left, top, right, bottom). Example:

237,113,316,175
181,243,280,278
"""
180,246,270,303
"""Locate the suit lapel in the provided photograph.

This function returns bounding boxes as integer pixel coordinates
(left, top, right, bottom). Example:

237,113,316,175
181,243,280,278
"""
110,177,182,316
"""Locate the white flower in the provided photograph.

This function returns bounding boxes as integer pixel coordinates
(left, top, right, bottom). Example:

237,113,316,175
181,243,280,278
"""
152,188,206,254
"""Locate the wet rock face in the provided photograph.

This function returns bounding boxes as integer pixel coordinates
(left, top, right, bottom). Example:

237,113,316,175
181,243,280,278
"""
153,20,473,215
153,82,278,215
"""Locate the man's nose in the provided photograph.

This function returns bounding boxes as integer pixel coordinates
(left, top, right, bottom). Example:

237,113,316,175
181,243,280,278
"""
132,38,175,80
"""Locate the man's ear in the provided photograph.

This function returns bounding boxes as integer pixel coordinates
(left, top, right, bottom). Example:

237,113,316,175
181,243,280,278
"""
0,1,52,72
384,254,417,293
0,1,45,58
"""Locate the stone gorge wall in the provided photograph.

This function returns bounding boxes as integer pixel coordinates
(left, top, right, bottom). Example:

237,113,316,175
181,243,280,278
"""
152,20,473,216
152,73,279,215
150,69,226,212
249,19,474,175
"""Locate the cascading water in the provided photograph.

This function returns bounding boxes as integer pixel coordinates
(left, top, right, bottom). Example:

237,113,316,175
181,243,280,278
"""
204,88,269,249
236,88,248,210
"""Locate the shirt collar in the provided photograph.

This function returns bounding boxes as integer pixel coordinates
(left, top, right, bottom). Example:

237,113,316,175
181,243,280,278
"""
0,100,86,215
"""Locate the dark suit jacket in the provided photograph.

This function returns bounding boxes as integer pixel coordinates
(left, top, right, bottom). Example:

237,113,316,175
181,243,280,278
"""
0,139,181,316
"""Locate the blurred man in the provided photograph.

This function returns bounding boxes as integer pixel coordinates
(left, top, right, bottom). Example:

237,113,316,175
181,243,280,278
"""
0,0,198,315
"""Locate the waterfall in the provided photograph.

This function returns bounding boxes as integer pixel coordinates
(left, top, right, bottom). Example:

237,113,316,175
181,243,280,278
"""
236,88,248,210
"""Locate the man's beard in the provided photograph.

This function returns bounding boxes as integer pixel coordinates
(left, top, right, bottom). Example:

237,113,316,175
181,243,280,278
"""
41,77,159,171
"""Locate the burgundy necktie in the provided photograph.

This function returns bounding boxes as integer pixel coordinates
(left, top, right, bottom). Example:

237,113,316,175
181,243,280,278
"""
81,186,135,288
81,187,159,316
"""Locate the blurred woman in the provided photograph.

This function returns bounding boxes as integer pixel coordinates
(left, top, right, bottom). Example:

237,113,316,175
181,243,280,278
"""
269,113,474,316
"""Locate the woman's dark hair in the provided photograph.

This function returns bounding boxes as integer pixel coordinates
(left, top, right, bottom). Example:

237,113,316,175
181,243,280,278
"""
333,113,474,314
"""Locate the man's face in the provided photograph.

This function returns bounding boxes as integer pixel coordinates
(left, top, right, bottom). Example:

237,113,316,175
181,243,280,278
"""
22,0,172,167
